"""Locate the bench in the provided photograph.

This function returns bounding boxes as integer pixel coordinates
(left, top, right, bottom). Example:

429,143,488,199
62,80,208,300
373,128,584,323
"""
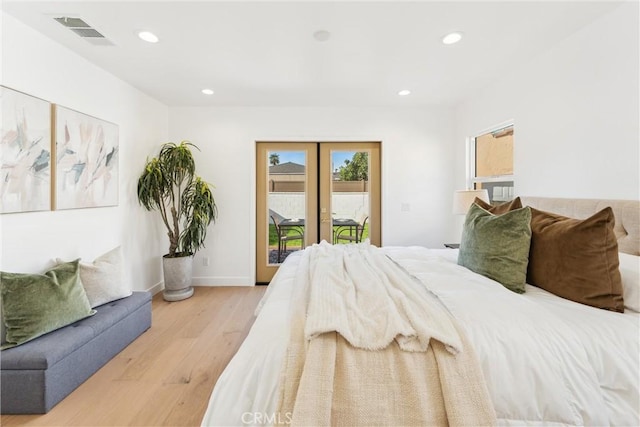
0,291,152,414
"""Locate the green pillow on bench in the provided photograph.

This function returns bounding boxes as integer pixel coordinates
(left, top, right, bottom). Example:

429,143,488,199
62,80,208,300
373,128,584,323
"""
0,260,95,349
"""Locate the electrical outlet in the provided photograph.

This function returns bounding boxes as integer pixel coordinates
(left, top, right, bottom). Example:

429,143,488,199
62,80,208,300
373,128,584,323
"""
203,257,210,267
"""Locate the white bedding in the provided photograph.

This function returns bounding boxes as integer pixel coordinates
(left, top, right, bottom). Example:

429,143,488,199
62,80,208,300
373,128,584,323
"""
202,247,640,426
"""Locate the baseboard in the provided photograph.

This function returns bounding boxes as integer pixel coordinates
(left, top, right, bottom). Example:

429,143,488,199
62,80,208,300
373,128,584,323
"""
147,281,164,295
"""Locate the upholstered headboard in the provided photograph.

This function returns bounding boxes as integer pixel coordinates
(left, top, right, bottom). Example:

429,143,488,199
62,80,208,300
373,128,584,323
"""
521,197,640,256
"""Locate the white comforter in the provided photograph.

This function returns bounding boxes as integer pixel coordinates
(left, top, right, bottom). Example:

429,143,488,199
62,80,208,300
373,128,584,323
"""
202,247,640,426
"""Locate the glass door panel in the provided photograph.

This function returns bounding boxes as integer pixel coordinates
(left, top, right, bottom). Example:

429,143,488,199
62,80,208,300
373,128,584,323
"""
267,150,306,264
330,150,370,245
320,142,380,247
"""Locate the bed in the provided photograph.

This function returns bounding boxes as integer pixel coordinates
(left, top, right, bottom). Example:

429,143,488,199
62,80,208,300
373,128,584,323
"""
202,197,640,426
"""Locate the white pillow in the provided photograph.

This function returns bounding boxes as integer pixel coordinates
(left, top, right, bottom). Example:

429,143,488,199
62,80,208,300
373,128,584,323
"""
58,246,131,308
619,252,640,312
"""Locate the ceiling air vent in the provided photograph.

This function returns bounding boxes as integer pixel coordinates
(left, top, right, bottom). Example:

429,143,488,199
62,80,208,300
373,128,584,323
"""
53,16,114,46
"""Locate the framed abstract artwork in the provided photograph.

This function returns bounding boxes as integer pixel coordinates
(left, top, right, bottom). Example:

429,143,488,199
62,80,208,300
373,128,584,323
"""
53,105,119,210
0,86,52,214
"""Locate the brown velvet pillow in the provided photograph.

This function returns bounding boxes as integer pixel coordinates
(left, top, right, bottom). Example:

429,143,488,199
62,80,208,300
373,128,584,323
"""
527,207,624,312
474,196,522,215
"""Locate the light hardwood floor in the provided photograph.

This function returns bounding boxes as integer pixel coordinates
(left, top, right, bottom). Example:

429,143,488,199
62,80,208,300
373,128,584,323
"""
1,286,267,427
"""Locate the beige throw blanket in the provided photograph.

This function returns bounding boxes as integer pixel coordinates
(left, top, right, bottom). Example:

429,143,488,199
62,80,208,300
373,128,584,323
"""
276,242,496,426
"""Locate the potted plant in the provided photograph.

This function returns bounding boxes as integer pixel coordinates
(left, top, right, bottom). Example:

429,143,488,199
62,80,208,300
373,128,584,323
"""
137,141,217,301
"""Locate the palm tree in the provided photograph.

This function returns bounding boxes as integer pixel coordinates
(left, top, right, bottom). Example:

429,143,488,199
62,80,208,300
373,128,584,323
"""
269,153,280,166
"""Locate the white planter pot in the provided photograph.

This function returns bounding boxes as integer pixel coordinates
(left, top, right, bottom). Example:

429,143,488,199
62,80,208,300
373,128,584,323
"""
162,255,194,301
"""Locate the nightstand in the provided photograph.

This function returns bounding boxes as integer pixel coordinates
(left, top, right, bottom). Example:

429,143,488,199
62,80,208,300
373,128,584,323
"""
444,243,460,249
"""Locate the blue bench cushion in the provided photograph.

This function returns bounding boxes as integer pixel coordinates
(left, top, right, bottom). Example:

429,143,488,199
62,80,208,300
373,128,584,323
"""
1,291,151,370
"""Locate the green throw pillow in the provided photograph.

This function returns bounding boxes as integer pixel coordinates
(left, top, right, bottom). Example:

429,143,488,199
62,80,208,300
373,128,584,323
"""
458,203,532,293
0,260,95,349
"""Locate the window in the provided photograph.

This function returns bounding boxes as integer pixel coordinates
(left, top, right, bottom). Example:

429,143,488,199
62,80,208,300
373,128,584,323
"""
468,123,514,203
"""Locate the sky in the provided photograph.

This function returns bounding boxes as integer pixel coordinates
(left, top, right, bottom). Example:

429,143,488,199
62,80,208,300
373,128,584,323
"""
270,150,356,172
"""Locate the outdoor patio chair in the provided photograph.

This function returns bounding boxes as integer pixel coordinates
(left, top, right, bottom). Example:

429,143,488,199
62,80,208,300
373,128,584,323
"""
271,215,305,262
334,216,368,244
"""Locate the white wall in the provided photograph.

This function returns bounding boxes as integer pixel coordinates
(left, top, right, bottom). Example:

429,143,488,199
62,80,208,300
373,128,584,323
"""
0,12,169,292
169,106,456,285
454,2,639,208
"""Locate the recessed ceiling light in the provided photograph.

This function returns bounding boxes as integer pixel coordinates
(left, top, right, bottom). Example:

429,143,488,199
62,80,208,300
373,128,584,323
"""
313,30,331,42
201,89,214,95
442,32,463,45
137,30,159,43
398,90,411,96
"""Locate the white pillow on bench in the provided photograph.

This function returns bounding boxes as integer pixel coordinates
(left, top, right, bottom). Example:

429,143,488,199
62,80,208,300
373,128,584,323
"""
58,246,131,308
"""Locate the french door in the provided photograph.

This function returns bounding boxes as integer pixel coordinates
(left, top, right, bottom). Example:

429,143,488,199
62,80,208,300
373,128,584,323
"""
256,141,381,284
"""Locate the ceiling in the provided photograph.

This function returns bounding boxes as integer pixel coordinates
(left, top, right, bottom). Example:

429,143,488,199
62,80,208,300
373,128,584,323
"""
2,1,623,108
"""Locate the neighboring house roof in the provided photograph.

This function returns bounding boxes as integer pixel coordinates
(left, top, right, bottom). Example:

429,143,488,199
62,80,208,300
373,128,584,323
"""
269,162,305,174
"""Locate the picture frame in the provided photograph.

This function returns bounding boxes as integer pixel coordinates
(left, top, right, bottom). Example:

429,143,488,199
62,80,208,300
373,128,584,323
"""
0,86,52,214
53,105,119,210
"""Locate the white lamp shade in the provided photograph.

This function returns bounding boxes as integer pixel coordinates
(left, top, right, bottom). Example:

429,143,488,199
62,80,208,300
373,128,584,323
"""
453,189,490,215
